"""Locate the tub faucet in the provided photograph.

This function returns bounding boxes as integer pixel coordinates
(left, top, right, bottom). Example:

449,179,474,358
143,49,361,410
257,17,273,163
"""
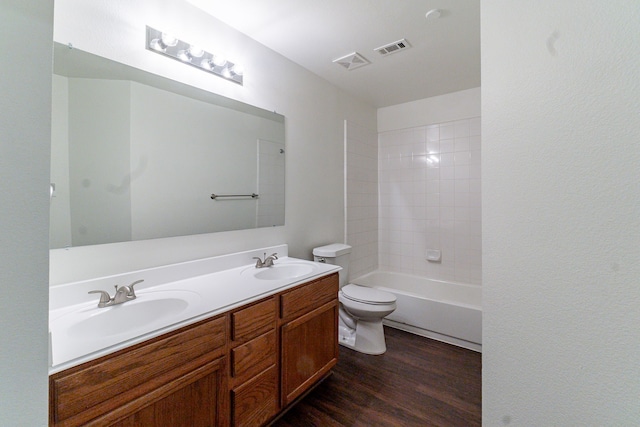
88,279,144,308
253,252,278,268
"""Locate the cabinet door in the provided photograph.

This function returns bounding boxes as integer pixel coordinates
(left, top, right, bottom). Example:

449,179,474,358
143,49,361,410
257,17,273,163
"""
231,365,278,427
281,300,338,406
110,357,228,427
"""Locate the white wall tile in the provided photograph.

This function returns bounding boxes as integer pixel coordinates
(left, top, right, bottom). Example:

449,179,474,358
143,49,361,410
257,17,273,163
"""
440,191,456,207
454,152,472,165
469,135,481,151
454,120,470,138
440,139,455,153
455,179,470,193
346,120,379,280
426,125,440,141
468,117,481,136
441,152,455,167
455,192,470,207
440,123,455,139
427,140,440,153
376,117,481,285
455,165,470,180
454,137,470,152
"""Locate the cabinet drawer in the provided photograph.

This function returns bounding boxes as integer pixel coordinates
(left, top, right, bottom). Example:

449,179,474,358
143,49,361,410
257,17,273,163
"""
232,365,278,427
231,330,277,382
50,315,226,426
231,297,276,342
280,273,338,321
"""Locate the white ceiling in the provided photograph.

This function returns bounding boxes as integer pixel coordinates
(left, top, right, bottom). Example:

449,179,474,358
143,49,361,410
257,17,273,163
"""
184,0,480,108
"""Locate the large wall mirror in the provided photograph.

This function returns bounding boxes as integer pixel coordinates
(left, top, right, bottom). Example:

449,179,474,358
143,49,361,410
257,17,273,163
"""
50,42,285,249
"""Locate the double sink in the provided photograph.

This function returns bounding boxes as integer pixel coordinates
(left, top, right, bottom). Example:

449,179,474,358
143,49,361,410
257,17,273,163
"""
49,252,337,373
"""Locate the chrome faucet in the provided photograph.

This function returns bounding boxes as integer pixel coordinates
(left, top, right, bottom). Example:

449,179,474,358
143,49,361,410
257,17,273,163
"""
88,279,144,308
253,252,278,268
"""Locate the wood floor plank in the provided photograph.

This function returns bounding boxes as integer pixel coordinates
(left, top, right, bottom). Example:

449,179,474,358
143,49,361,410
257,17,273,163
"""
272,326,481,426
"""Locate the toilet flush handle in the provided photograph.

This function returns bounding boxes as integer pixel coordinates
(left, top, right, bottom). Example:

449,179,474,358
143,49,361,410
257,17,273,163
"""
317,257,326,263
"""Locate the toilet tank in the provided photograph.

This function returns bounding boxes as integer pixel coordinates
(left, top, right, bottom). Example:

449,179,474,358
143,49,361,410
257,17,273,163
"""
313,243,351,288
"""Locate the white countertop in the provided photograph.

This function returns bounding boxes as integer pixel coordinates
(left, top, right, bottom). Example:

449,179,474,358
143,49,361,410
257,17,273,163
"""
49,245,340,374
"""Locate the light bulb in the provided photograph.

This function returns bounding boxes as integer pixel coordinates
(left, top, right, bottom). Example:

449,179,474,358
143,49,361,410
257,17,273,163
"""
177,50,191,62
212,54,227,67
231,64,244,76
161,32,178,47
149,38,165,52
221,67,232,78
188,45,204,58
200,59,213,70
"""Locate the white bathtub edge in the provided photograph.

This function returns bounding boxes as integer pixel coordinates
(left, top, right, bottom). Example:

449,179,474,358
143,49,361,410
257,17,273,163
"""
351,270,482,351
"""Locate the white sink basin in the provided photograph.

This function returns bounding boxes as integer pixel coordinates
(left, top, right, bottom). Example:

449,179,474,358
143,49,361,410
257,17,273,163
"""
69,297,189,338
248,263,315,281
52,290,201,341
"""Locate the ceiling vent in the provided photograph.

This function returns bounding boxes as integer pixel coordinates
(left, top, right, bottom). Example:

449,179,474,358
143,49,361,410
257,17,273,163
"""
332,52,370,71
374,38,411,56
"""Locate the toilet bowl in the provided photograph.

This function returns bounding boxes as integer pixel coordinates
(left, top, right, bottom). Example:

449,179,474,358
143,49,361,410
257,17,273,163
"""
338,284,397,354
313,244,397,355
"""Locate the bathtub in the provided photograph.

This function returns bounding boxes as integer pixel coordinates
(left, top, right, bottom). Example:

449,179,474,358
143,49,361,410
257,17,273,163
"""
351,271,482,352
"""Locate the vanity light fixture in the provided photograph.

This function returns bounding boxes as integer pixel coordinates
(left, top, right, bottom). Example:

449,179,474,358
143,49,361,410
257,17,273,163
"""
146,26,243,85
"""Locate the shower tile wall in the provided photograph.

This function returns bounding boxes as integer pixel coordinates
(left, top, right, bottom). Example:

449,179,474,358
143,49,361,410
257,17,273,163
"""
345,121,379,280
379,117,482,284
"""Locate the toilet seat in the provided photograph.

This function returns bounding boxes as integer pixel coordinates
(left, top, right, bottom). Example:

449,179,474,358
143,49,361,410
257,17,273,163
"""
341,284,396,305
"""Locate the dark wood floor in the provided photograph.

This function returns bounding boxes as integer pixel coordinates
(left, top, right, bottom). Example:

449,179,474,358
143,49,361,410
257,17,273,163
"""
272,327,481,427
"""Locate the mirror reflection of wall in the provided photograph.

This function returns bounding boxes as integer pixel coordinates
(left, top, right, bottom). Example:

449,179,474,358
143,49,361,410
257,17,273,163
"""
50,44,285,249
257,139,286,228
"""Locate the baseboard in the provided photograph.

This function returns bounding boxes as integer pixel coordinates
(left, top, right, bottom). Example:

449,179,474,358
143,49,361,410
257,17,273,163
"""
383,319,482,352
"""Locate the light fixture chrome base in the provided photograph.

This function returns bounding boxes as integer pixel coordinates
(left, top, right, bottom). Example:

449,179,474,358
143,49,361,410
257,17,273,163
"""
146,26,243,85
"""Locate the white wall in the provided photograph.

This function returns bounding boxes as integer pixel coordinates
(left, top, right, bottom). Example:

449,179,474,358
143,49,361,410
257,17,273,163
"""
0,1,53,425
68,78,133,246
483,1,640,424
51,0,376,284
378,87,480,133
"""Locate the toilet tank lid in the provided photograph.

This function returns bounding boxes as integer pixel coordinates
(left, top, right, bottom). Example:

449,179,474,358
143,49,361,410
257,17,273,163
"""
313,243,352,257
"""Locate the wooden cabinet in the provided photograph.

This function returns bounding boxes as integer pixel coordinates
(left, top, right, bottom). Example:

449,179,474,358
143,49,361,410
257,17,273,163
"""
231,365,278,427
49,272,339,427
227,273,339,424
280,274,339,406
110,359,225,427
49,315,228,427
229,297,278,427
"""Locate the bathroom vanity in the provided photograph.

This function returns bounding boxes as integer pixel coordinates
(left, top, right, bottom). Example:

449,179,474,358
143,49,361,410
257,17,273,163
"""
48,247,339,426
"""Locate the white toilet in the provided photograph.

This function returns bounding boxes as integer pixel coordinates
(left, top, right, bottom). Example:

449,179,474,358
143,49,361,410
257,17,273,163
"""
313,243,397,355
